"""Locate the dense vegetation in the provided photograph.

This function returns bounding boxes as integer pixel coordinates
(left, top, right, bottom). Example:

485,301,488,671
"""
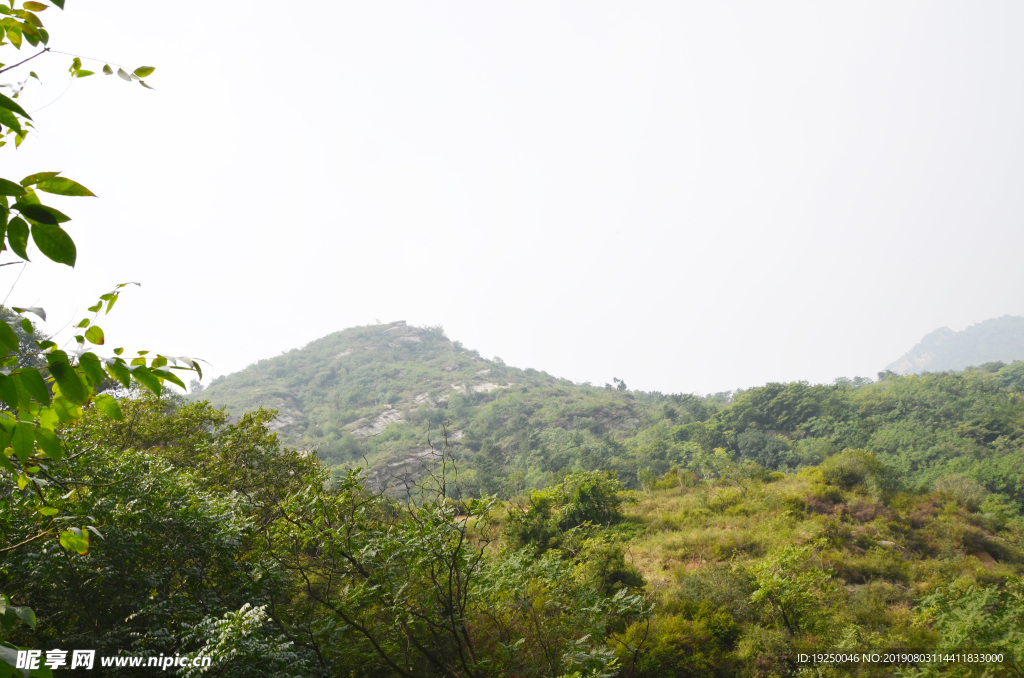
10,320,1024,675
5,366,1024,675
200,322,1024,511
1,2,1023,674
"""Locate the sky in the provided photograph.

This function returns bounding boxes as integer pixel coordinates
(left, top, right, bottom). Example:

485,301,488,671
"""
3,1,1024,395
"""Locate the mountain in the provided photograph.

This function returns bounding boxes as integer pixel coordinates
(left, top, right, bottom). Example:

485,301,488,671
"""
886,315,1024,374
198,320,1024,504
196,321,693,491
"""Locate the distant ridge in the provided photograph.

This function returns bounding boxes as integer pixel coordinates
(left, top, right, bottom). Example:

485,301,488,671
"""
887,315,1024,374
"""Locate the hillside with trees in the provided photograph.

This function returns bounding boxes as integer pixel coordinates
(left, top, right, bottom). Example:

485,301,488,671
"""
2,3,1024,676
5,305,1023,675
199,322,1024,507
887,316,1024,375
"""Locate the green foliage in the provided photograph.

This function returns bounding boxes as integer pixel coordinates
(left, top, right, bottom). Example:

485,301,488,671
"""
474,548,650,678
0,8,198,665
618,604,740,678
820,449,898,494
180,604,312,678
749,544,836,637
504,471,627,553
910,578,1024,676
1,396,311,672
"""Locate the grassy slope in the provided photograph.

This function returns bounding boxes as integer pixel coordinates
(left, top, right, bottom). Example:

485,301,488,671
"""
605,468,1024,674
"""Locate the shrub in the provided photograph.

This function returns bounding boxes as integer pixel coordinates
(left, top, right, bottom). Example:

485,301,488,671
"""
820,449,899,496
934,474,989,512
618,605,740,678
556,471,625,529
583,540,646,595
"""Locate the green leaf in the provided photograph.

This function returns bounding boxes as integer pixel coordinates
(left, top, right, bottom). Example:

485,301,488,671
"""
23,2,47,11
20,171,60,187
117,67,131,82
133,66,155,78
30,223,75,266
0,107,22,135
105,358,130,388
6,216,28,259
87,302,102,312
6,25,22,49
0,450,13,474
139,80,154,90
75,70,94,78
130,366,161,395
15,368,49,405
93,393,122,420
13,605,35,629
0,178,25,197
50,0,64,8
51,395,81,423
11,421,33,462
0,92,30,119
84,325,103,345
59,528,88,555
15,202,70,225
47,357,88,406
39,506,58,516
154,367,186,390
102,64,113,75
0,322,18,352
78,352,104,386
19,318,31,334
35,177,95,197
34,426,62,461
38,405,57,430
0,373,24,410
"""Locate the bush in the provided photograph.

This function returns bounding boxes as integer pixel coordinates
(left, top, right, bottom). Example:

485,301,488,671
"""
934,474,990,512
820,449,899,496
583,540,646,595
618,605,740,678
556,471,626,529
737,431,794,470
503,492,562,552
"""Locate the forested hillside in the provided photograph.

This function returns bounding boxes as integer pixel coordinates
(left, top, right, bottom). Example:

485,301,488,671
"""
200,322,1024,508
4,319,1024,675
887,315,1024,375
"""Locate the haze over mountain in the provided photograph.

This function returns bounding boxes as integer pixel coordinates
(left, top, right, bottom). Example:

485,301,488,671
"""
197,319,1024,494
886,315,1024,375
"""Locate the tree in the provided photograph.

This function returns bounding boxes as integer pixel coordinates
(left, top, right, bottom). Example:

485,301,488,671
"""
264,440,649,677
910,578,1024,677
0,2,199,671
1,394,318,675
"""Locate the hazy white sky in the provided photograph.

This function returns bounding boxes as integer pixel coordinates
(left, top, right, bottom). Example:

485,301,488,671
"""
4,1,1024,394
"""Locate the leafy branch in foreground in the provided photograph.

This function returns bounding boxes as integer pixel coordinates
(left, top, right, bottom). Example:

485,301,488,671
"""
0,1,193,672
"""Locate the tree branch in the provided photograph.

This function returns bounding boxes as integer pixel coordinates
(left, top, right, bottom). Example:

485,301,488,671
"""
0,48,49,76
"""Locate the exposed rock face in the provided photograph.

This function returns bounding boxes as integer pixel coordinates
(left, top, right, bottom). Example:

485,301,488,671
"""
887,327,956,375
886,316,1024,374
350,408,405,437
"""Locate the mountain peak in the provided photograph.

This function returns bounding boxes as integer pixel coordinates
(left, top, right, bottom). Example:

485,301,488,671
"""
887,315,1024,374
